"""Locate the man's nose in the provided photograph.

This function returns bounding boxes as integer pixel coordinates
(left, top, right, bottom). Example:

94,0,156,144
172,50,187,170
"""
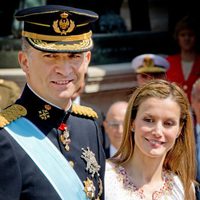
55,60,73,74
118,123,123,133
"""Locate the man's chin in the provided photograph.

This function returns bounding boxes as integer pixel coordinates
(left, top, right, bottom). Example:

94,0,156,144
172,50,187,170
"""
57,91,73,100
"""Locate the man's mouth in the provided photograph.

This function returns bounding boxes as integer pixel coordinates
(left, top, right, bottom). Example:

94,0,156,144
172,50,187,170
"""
52,80,72,85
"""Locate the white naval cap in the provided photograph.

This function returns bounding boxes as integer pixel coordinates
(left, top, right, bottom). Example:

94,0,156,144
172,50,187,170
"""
131,54,170,74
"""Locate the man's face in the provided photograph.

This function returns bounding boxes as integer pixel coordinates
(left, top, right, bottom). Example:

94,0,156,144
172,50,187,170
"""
103,102,128,149
18,46,91,109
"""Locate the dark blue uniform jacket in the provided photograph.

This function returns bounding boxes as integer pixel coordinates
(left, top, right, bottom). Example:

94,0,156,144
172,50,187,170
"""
0,85,105,200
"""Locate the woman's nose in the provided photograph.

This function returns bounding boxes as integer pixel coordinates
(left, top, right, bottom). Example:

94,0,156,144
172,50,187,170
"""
152,122,163,136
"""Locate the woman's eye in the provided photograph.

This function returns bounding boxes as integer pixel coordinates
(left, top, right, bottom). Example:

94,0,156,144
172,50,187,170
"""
164,121,174,126
144,118,153,123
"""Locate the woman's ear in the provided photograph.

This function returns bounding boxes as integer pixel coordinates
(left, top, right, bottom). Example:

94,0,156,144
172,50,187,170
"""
131,121,135,132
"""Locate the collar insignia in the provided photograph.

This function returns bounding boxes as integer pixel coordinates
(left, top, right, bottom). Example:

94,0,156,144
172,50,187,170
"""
0,104,27,128
83,177,96,199
38,104,51,120
53,12,75,35
81,147,100,177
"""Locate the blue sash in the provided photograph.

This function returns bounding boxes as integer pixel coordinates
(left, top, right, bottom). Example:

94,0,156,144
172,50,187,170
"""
5,117,88,200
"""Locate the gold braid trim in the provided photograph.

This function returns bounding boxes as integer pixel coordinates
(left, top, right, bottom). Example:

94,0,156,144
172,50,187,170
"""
0,104,27,128
72,104,98,119
22,31,92,41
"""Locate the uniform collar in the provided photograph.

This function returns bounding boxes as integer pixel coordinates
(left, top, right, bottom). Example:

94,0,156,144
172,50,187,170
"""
16,84,70,133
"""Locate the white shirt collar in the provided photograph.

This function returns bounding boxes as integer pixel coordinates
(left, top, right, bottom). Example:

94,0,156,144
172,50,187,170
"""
27,84,72,111
110,144,117,157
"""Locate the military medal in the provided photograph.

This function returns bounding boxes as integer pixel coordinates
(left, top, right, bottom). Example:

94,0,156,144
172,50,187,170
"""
96,178,103,200
84,178,96,199
58,123,71,151
81,147,100,177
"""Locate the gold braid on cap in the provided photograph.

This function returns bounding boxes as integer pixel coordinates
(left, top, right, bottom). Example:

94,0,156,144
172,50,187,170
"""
72,104,98,118
22,31,92,42
0,104,27,128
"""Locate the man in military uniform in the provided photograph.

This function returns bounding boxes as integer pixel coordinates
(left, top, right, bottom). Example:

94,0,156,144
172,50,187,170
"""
0,5,105,200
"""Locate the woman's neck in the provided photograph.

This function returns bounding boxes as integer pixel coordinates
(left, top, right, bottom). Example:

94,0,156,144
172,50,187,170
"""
123,152,165,187
181,49,196,61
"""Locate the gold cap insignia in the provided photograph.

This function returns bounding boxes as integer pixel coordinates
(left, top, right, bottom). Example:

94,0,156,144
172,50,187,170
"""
81,147,100,177
84,178,96,199
143,56,154,68
72,104,98,118
53,12,75,35
0,104,27,128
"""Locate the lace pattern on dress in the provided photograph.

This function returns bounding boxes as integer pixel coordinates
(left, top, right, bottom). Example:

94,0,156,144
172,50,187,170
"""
115,165,174,200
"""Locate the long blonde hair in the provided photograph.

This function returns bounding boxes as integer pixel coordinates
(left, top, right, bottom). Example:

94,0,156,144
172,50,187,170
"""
111,79,196,200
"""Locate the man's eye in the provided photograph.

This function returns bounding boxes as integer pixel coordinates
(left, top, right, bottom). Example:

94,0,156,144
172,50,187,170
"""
44,54,58,58
68,54,82,59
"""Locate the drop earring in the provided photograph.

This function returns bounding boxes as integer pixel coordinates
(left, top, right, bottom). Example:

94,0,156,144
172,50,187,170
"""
131,128,135,132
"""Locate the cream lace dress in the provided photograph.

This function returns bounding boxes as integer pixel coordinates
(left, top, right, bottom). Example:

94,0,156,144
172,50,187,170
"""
105,161,184,200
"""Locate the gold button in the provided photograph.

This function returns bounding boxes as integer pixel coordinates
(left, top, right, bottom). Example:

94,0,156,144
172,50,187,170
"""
69,161,74,168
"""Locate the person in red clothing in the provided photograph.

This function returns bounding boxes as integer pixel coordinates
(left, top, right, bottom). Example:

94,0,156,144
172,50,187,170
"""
166,15,200,101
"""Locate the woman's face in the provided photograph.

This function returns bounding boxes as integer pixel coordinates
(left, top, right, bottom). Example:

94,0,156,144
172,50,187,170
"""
178,28,196,51
132,97,181,160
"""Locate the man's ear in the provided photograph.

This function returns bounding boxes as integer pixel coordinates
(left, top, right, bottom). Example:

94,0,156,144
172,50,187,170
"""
85,51,91,65
18,51,29,74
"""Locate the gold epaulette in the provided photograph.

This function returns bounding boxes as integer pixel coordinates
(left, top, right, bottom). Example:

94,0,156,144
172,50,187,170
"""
72,104,98,119
0,104,27,128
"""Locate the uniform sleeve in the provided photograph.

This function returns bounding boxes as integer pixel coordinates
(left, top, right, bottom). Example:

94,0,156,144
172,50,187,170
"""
0,129,22,199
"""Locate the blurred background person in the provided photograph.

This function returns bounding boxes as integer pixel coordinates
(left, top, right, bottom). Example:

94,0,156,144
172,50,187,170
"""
191,78,200,200
167,16,200,101
0,79,21,111
103,101,128,158
131,53,170,86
